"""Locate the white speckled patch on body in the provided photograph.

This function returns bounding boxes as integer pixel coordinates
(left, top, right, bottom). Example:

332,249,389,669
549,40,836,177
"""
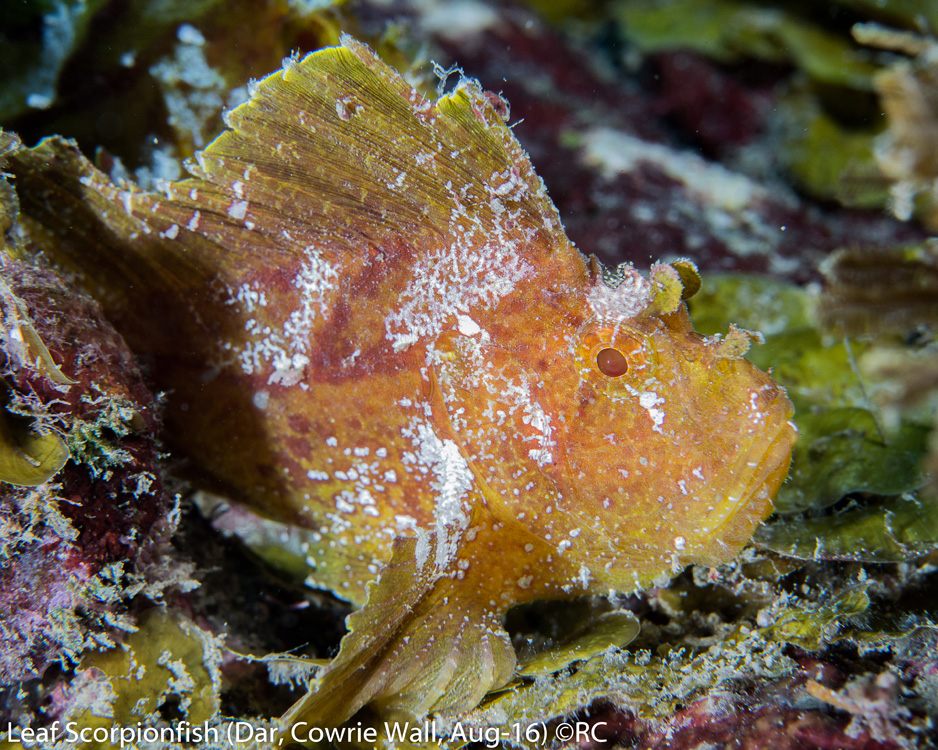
230,246,340,379
624,383,667,433
385,226,533,352
430,331,556,468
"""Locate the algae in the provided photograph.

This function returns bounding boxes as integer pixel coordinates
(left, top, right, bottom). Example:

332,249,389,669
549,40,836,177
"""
775,87,889,210
689,273,937,564
617,0,879,89
64,608,222,749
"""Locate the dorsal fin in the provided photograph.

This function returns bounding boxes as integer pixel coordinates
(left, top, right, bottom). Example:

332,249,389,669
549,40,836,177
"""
140,35,580,275
6,36,588,365
8,37,585,316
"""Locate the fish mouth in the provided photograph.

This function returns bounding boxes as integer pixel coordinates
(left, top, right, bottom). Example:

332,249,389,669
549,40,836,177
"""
687,405,798,565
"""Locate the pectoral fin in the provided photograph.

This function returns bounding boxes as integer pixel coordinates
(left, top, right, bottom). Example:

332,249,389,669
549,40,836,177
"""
279,528,516,737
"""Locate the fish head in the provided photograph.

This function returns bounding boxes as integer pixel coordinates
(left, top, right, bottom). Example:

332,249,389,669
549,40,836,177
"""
538,261,798,588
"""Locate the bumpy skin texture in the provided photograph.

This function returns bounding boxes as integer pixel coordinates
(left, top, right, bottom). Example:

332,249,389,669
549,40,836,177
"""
7,38,797,730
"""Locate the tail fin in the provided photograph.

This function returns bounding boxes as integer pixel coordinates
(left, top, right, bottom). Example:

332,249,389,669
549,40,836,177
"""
278,529,516,736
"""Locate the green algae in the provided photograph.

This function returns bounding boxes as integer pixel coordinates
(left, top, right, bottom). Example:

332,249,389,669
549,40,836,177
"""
776,88,889,210
757,491,938,561
66,394,146,480
193,492,320,585
615,0,902,211
616,0,879,89
689,273,814,338
516,609,641,678
444,564,931,749
65,608,222,749
464,621,793,746
0,410,68,487
769,583,871,651
779,408,930,513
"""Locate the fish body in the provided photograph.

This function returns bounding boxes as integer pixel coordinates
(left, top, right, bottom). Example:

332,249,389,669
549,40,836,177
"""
8,38,796,730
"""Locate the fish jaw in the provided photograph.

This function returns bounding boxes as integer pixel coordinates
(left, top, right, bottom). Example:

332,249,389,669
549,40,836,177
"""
677,388,798,567
554,399,797,594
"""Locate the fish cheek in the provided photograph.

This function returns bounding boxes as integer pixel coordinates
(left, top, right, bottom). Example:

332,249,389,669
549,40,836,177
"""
429,335,571,529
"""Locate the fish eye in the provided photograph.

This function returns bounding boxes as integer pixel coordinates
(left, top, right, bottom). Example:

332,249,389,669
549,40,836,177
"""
596,347,629,377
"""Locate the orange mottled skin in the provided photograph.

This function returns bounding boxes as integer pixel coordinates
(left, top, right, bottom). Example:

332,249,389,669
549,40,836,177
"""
10,37,797,732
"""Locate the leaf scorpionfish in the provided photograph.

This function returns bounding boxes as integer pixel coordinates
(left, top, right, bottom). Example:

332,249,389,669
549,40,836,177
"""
7,36,797,737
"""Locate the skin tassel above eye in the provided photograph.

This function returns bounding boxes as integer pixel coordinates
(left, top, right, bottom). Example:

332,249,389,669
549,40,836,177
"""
5,35,798,740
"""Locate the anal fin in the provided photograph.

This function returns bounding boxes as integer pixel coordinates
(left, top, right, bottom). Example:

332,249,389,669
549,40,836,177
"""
278,527,516,740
